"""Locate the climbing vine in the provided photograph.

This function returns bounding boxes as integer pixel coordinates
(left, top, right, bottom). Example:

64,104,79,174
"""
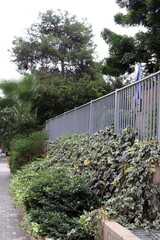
10,126,160,239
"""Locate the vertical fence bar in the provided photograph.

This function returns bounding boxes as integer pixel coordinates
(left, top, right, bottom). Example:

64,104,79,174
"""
149,79,153,139
153,77,156,138
131,86,134,128
121,90,123,130
108,98,110,126
128,87,131,127
131,86,134,127
89,101,93,134
137,82,141,140
141,81,144,141
143,80,147,140
119,91,122,130
134,84,136,129
125,88,128,127
157,74,160,142
126,88,128,127
63,113,66,135
124,88,127,128
122,90,124,129
73,107,77,134
131,86,133,127
114,89,119,133
124,88,126,128
130,87,132,128
45,120,50,141
53,117,56,139
128,87,131,126
127,87,130,126
146,79,150,140
134,84,138,138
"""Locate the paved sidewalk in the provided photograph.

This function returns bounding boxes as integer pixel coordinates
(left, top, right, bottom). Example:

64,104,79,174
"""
0,156,30,240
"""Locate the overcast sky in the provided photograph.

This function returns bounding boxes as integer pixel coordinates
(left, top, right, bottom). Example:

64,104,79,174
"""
0,0,141,81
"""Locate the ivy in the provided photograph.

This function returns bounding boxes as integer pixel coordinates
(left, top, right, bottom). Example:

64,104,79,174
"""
10,126,160,239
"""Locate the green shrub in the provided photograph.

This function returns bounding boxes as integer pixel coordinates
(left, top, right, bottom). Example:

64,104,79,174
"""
17,167,100,239
10,126,160,239
10,158,49,206
9,130,48,173
23,168,99,214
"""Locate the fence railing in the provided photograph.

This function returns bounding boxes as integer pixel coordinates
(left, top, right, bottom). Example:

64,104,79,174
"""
45,71,160,142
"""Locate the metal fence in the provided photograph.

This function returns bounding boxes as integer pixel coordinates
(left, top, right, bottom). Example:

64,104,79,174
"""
45,71,160,142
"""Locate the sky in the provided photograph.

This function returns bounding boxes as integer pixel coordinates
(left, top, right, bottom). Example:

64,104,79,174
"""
0,0,142,81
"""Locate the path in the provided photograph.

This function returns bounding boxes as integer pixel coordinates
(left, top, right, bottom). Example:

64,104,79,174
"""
0,155,30,240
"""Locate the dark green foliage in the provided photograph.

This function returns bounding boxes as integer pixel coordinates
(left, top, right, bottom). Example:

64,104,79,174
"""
9,130,48,173
24,210,93,240
11,10,98,81
22,168,99,239
0,75,39,151
101,0,160,76
10,127,160,239
32,74,106,124
11,166,99,239
9,10,110,126
24,168,99,215
101,29,136,77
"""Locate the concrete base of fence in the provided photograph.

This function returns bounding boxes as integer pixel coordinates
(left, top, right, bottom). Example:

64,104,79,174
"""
30,237,53,240
99,219,140,240
153,164,160,201
153,164,160,184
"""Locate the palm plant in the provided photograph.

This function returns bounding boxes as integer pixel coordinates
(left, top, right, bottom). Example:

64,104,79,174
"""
0,75,38,150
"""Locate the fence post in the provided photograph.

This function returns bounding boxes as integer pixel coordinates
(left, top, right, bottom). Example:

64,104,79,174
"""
114,89,120,133
89,101,93,135
73,107,77,134
54,116,57,138
45,119,50,141
63,113,66,135
157,74,160,143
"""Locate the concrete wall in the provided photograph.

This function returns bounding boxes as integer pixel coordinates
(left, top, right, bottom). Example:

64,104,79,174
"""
153,164,160,184
99,220,140,240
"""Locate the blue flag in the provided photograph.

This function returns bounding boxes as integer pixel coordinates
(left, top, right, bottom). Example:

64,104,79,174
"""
136,63,142,82
135,63,141,107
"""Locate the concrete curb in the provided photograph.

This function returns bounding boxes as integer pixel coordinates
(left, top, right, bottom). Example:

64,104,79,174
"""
30,237,53,240
100,219,140,240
